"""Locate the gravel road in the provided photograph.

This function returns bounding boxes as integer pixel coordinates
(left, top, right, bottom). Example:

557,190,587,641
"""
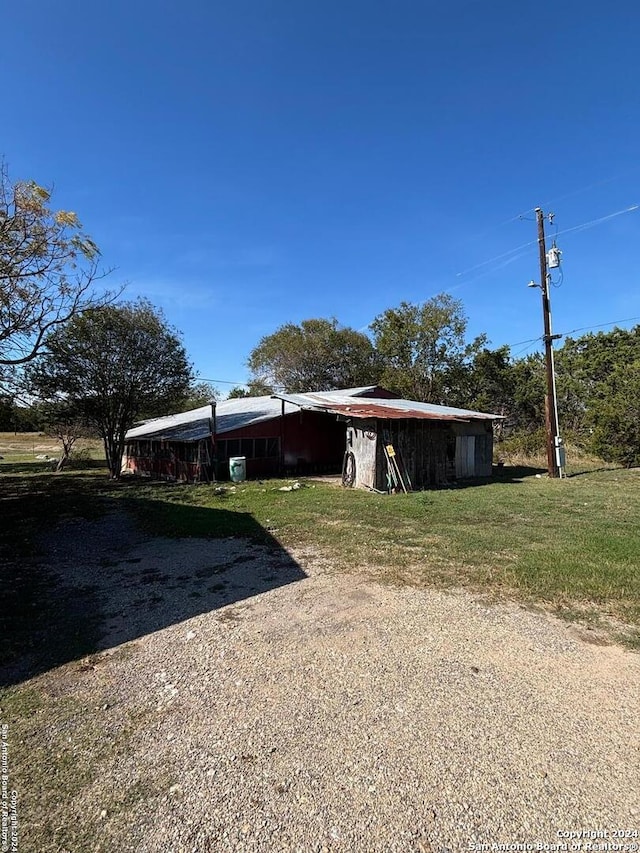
18,514,640,852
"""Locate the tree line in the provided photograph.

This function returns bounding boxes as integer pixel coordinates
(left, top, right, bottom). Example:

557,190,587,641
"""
2,163,638,474
235,302,640,467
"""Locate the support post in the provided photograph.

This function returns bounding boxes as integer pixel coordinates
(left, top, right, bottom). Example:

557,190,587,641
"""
280,399,285,475
209,399,217,482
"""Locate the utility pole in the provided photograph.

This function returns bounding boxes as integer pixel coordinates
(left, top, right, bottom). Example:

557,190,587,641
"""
535,207,562,478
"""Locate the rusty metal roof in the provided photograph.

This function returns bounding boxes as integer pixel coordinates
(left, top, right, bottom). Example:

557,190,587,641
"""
271,392,500,422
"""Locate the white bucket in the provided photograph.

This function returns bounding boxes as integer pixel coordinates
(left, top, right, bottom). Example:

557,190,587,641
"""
229,456,246,483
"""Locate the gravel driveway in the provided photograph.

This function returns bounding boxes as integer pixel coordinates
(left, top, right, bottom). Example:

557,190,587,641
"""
12,514,640,852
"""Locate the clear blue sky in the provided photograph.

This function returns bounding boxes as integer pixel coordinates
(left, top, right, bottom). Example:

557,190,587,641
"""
3,1,639,393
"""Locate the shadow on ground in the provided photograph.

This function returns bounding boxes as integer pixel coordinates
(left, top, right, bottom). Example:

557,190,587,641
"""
443,464,548,489
0,482,306,688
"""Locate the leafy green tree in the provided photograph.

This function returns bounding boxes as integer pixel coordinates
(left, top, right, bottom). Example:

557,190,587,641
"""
465,346,514,413
0,393,16,430
462,345,517,440
557,327,640,464
370,294,485,404
588,360,640,467
509,352,545,432
227,379,275,399
248,318,381,393
26,300,192,478
0,161,117,371
181,380,219,410
0,393,44,431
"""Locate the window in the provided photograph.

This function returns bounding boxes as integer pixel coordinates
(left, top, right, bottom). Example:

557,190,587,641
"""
215,436,279,460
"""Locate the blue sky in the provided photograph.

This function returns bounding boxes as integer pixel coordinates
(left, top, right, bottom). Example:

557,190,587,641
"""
3,1,639,393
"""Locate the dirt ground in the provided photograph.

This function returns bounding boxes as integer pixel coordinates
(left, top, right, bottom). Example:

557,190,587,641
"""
4,512,640,852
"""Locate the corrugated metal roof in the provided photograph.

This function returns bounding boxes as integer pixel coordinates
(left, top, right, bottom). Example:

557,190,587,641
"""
272,392,500,421
125,387,500,443
125,396,297,442
320,385,383,397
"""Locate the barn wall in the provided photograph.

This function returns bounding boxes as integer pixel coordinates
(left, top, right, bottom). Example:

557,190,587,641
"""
126,408,495,487
347,418,494,491
127,411,347,482
215,410,345,478
473,430,493,477
124,439,211,483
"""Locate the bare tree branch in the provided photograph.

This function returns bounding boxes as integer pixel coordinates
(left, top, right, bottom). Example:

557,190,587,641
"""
0,160,122,370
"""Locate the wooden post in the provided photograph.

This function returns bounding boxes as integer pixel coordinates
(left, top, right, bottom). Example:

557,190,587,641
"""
280,399,285,475
536,208,560,478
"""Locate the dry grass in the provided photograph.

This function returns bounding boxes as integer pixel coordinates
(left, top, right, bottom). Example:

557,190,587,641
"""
0,432,105,474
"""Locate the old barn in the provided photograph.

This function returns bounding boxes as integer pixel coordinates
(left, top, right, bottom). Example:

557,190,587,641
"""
123,385,499,489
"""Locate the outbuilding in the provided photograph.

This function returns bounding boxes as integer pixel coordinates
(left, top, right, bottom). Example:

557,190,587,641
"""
123,385,499,489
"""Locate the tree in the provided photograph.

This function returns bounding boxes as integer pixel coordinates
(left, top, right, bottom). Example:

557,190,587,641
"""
40,401,89,471
0,392,44,431
26,300,192,478
588,360,640,467
181,380,220,410
463,345,516,440
370,294,485,404
556,326,640,465
466,346,514,414
227,379,275,399
0,162,117,371
509,352,545,433
248,318,381,393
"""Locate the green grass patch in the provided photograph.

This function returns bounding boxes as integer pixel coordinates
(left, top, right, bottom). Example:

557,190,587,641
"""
2,462,639,647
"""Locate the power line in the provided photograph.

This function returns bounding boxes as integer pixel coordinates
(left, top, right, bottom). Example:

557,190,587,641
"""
559,315,640,338
510,340,541,359
533,169,640,217
505,335,543,348
197,377,250,386
454,204,639,281
456,167,640,244
455,239,536,279
503,315,640,354
198,377,286,391
553,204,639,240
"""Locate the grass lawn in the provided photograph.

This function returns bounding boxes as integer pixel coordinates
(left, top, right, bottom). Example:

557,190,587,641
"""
1,449,638,648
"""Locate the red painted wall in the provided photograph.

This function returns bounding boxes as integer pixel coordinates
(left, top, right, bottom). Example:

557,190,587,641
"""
216,410,346,477
126,410,348,482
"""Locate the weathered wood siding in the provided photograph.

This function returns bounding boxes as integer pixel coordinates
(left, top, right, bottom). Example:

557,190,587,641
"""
347,417,494,491
379,420,456,489
347,419,378,489
452,421,493,478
